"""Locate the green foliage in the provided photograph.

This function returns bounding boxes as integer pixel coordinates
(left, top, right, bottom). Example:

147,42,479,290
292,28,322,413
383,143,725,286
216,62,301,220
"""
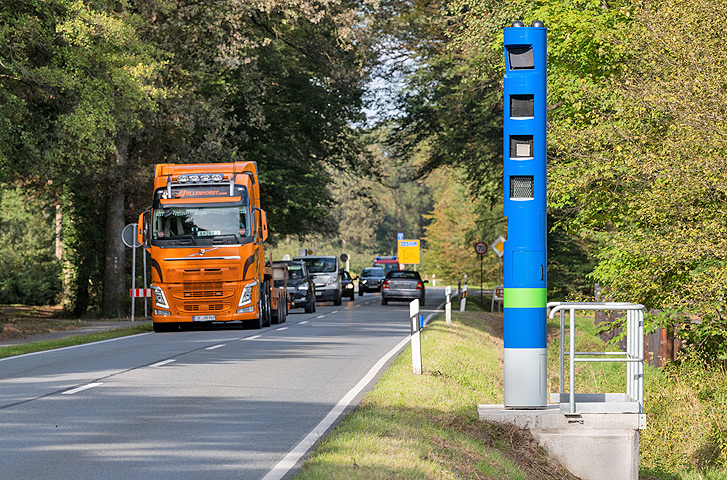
0,188,61,305
641,359,727,474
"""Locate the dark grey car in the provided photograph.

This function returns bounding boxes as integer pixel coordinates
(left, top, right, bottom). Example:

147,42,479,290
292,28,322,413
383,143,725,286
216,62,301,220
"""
358,267,386,295
381,270,427,306
276,260,316,313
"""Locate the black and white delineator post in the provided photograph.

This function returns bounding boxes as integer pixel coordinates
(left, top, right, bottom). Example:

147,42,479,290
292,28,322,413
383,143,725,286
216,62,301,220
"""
503,20,548,408
410,299,422,375
445,285,452,327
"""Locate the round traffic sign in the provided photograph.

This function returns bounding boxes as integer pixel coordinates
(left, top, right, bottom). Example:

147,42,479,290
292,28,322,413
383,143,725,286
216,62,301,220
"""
122,223,141,248
475,241,488,255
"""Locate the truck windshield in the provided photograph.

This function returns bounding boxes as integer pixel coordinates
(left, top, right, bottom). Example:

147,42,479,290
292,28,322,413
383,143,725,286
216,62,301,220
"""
153,206,250,241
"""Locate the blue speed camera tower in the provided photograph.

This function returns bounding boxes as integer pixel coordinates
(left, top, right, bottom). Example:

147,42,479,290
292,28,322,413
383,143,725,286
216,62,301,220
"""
503,20,547,408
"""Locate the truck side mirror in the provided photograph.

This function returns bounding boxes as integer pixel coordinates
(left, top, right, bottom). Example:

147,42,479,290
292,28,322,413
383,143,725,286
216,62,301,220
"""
137,212,144,246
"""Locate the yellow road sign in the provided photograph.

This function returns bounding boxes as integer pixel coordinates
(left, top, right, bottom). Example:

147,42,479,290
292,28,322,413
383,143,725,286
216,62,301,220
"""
491,236,505,258
398,239,420,264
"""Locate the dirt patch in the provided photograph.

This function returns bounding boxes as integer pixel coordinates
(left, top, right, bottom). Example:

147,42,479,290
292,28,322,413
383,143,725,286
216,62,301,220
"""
0,305,89,341
426,412,581,480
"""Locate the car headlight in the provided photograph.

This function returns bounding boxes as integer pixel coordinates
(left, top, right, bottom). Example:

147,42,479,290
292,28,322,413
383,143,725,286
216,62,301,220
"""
345,283,353,289
327,277,336,286
152,285,169,309
297,283,309,291
361,279,368,284
238,280,258,307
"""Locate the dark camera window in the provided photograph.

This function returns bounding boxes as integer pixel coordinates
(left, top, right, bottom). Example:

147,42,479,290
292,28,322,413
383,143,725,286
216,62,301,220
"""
508,46,534,69
511,95,534,118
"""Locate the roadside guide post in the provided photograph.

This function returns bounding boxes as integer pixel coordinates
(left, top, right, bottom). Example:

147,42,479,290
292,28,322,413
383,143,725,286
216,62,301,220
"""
410,299,422,374
121,223,140,322
460,284,467,312
475,242,488,307
445,285,452,327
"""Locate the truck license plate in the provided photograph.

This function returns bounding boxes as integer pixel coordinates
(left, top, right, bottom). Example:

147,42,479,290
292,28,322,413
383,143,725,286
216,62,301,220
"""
193,315,216,322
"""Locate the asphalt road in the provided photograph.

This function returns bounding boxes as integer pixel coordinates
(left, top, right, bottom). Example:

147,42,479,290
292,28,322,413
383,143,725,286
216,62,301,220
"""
0,287,446,480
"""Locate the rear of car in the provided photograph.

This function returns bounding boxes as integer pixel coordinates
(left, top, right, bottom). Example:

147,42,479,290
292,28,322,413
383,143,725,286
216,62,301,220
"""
358,267,386,295
381,270,426,306
294,255,342,306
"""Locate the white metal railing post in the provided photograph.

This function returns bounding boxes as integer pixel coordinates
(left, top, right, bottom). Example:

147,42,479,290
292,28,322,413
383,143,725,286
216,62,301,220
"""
569,307,576,414
559,309,565,394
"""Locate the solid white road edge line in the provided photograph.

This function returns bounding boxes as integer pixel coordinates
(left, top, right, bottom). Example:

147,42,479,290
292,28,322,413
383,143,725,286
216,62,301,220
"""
0,332,154,363
149,359,176,368
62,383,102,395
261,333,412,480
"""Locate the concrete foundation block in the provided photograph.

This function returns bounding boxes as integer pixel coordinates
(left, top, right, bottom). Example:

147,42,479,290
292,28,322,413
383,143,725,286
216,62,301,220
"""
478,404,640,480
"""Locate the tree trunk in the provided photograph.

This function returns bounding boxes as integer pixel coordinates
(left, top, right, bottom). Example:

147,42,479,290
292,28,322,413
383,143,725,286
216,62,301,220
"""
102,133,129,318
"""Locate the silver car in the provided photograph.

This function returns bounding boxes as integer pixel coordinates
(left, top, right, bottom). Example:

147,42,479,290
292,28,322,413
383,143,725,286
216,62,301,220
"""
381,270,427,306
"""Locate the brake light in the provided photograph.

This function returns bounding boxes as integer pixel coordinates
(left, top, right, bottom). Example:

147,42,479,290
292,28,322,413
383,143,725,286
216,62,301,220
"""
416,282,423,290
383,280,389,289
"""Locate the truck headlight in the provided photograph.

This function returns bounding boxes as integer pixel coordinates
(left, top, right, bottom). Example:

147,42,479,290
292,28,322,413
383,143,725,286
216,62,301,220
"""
238,280,258,307
152,285,169,309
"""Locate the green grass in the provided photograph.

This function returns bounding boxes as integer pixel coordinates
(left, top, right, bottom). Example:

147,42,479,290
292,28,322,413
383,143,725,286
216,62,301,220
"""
294,302,578,480
296,297,727,480
0,323,153,358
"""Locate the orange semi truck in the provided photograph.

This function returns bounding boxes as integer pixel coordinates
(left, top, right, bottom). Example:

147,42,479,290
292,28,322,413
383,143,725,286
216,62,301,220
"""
137,162,275,332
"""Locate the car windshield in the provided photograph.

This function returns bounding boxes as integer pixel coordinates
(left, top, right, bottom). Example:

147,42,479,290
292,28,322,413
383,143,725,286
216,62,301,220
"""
362,268,385,278
374,262,399,273
153,206,250,240
388,271,419,280
288,264,305,280
303,258,337,273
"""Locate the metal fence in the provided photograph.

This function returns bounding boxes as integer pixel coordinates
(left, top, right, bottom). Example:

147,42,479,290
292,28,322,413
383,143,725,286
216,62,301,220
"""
548,302,645,416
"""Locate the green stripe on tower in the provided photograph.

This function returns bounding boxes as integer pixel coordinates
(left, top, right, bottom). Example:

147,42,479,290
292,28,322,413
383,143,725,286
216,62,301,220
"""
504,288,547,308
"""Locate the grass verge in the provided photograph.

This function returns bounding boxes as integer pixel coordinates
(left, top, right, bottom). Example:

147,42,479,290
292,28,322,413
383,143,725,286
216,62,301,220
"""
294,300,578,479
296,296,727,480
0,323,153,359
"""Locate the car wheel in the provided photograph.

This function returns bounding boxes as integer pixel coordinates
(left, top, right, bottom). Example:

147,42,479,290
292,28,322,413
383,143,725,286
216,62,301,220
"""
305,301,314,314
358,290,363,296
381,297,388,305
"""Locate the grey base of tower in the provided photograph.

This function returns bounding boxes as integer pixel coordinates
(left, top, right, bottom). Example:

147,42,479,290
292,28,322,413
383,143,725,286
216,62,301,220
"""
504,347,547,408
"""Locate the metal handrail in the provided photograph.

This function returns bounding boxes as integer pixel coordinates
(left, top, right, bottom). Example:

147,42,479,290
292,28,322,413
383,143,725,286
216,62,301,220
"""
548,302,645,415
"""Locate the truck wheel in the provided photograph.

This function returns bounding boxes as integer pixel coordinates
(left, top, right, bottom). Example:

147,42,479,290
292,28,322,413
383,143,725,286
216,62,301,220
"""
333,290,342,306
263,284,272,327
246,300,264,329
